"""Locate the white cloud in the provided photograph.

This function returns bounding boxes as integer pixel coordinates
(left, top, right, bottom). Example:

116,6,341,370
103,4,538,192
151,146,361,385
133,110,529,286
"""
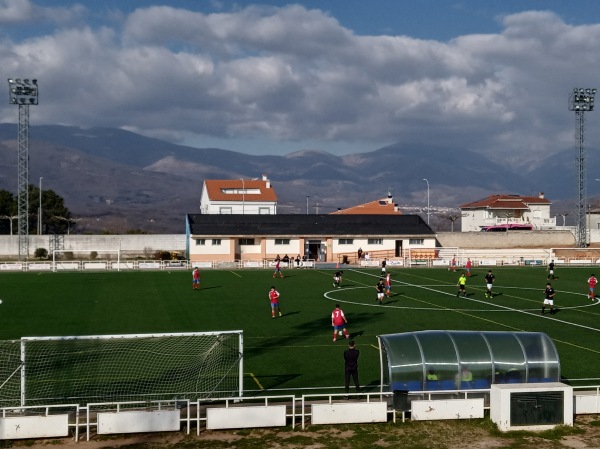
1,3,600,166
0,0,85,25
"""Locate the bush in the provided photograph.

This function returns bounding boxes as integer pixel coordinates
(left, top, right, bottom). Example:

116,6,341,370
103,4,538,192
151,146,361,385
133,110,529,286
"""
90,251,98,260
34,247,48,259
64,251,74,260
154,250,172,261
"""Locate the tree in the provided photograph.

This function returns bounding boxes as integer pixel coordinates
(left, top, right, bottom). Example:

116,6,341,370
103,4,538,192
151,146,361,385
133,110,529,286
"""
0,190,18,235
0,186,74,235
441,213,468,232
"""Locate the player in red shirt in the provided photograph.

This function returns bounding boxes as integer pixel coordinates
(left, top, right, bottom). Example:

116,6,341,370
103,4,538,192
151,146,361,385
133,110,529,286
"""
331,304,350,342
384,273,392,297
465,258,472,277
273,259,284,278
588,274,598,301
192,267,200,290
268,286,282,318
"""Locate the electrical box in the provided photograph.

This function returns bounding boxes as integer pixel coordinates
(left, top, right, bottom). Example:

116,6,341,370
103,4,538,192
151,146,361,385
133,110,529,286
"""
491,382,572,431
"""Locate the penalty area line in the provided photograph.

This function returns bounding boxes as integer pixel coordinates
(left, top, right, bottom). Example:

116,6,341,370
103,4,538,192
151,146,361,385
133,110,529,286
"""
229,271,242,278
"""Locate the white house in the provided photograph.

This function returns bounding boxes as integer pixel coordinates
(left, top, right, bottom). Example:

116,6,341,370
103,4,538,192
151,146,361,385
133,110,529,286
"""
460,193,555,232
199,175,278,215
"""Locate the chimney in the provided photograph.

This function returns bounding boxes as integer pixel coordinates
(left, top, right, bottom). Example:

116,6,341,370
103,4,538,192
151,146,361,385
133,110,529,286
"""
539,192,545,199
262,174,270,189
387,190,393,204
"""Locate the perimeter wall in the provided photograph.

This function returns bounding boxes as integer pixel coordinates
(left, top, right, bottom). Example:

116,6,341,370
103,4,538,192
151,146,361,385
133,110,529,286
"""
0,230,577,259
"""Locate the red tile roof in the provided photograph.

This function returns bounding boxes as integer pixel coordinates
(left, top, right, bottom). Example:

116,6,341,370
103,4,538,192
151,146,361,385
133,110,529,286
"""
204,179,278,202
331,198,402,215
460,194,551,210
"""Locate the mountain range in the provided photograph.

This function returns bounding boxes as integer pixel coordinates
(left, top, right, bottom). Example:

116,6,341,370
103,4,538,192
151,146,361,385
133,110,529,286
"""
0,124,588,233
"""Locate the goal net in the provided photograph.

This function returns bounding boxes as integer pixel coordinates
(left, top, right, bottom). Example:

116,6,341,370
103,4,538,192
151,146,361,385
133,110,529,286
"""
52,249,122,271
0,331,243,407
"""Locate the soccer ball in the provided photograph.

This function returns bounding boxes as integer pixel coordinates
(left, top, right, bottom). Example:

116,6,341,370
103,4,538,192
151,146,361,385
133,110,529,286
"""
338,330,343,336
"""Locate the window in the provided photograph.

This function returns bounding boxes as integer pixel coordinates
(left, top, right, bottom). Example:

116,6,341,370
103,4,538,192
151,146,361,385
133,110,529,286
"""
409,239,424,245
368,238,383,245
275,239,291,245
195,239,205,246
259,207,271,214
338,239,354,245
239,238,255,245
212,239,221,245
219,207,232,214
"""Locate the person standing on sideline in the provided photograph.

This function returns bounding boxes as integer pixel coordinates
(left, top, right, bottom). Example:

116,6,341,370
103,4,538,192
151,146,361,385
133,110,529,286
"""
465,258,472,277
484,270,496,298
192,267,200,290
375,278,385,304
457,273,467,297
588,274,598,301
542,283,556,315
333,270,343,288
380,258,387,276
547,260,556,280
449,255,457,272
385,272,392,297
331,304,350,341
343,340,360,399
273,258,284,278
268,286,282,318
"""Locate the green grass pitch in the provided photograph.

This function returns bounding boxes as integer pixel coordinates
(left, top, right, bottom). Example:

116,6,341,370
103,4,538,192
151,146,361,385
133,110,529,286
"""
0,265,599,395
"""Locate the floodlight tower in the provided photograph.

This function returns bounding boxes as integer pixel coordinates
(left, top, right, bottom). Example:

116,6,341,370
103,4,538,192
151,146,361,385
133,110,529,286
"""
568,87,596,248
7,78,38,260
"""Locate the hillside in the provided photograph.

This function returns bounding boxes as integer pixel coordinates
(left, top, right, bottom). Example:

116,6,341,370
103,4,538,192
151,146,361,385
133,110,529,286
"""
0,124,584,233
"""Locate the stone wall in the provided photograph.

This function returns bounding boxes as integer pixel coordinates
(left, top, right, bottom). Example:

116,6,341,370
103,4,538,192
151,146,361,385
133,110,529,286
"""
436,230,575,249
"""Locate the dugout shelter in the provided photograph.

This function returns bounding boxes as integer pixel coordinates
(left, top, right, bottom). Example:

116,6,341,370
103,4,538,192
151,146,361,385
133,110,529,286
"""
378,330,560,392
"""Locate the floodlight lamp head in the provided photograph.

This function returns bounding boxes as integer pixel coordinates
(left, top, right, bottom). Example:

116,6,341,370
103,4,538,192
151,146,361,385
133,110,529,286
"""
32,79,37,85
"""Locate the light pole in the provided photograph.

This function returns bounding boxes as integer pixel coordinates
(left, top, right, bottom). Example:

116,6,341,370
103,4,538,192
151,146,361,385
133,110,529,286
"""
422,179,430,225
569,87,596,247
38,176,43,235
306,196,310,215
8,77,38,259
240,178,245,214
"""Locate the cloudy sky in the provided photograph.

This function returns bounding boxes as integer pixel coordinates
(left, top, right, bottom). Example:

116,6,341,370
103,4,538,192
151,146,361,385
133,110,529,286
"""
1,0,600,166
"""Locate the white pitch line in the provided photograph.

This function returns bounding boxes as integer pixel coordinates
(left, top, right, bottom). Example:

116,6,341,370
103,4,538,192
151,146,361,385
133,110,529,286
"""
340,269,600,331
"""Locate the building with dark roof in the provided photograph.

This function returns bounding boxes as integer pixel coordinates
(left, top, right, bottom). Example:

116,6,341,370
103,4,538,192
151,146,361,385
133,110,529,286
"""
186,214,435,263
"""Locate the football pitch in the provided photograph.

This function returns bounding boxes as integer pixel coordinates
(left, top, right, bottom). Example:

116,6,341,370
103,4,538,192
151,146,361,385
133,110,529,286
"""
1,265,599,396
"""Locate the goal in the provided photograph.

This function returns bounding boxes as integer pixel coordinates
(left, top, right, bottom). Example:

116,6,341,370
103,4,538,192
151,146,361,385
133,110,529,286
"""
52,249,122,271
0,331,243,407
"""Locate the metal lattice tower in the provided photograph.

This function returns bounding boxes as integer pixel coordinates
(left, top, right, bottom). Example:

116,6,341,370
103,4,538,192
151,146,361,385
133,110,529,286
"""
568,87,596,248
8,78,38,260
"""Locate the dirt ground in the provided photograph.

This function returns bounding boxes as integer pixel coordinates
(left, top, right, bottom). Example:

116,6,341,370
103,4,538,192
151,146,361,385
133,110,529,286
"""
7,414,600,449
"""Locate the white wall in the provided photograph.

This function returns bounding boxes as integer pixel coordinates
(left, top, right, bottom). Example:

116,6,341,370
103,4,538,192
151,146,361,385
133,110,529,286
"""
0,235,186,259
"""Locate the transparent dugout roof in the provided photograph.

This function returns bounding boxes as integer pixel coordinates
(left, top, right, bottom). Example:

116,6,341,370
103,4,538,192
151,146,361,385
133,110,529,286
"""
378,330,560,392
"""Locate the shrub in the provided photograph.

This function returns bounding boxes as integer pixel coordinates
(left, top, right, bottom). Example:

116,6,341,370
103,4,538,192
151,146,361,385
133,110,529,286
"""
154,250,172,261
34,247,48,259
90,251,98,260
64,251,74,260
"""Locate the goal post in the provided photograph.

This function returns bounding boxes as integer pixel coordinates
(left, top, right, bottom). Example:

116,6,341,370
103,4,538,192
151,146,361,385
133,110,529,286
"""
52,249,121,271
0,331,243,407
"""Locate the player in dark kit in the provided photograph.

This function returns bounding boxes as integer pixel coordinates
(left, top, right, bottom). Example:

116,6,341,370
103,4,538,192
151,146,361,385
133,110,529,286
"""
375,279,385,304
484,270,496,298
542,283,556,315
547,260,556,280
333,270,343,288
